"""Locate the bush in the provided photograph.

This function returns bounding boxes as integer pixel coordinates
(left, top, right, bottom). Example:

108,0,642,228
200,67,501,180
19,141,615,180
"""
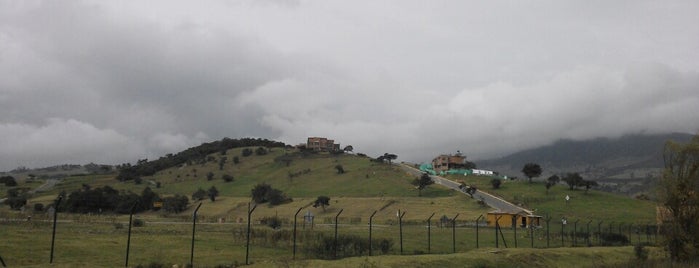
34,203,44,212
491,178,502,189
132,218,145,227
634,243,649,260
0,175,17,186
251,183,291,205
598,233,629,246
304,232,393,259
222,174,234,182
261,216,282,229
255,147,268,156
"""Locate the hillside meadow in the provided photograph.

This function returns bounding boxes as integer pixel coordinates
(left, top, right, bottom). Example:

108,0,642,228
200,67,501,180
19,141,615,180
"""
0,147,670,267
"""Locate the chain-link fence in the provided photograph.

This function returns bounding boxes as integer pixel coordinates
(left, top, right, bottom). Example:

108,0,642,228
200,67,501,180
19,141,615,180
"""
0,205,661,267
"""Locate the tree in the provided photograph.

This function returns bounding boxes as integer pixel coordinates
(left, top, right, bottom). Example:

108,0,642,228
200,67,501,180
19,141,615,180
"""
250,183,291,205
140,187,160,210
218,157,227,170
0,176,17,186
522,163,542,183
242,148,253,157
411,173,434,196
206,172,214,181
382,153,397,164
255,147,267,156
313,196,331,211
222,174,234,182
562,172,584,190
343,145,354,152
547,175,560,185
192,188,207,201
251,183,272,203
335,165,345,174
545,175,560,194
658,134,699,261
233,156,240,164
490,178,502,189
208,186,219,202
583,180,598,194
162,194,189,213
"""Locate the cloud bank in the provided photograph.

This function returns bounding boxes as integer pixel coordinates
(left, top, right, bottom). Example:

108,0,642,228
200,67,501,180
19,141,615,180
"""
1,1,698,170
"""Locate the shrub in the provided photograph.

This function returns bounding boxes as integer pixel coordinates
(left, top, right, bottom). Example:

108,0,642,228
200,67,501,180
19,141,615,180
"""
634,243,649,260
34,203,44,212
599,233,629,246
261,216,282,229
132,218,145,227
305,233,392,259
491,178,502,189
255,147,268,156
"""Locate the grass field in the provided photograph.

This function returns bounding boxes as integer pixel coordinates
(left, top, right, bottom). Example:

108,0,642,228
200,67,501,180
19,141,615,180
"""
444,174,657,225
0,148,671,267
0,214,666,267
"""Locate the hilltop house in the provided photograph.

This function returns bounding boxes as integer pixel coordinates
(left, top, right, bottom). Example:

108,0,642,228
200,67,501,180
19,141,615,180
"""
306,137,340,152
431,152,468,173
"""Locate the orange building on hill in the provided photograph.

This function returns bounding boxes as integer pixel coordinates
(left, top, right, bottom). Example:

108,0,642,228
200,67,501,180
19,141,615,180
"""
306,137,340,152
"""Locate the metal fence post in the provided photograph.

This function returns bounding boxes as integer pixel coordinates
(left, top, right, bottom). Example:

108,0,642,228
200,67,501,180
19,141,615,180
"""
476,215,483,248
495,215,502,248
245,202,257,265
586,220,592,246
293,207,303,259
513,215,518,248
452,214,459,253
573,220,579,247
50,195,63,264
561,219,565,247
597,220,603,245
427,213,435,253
190,202,202,268
369,210,377,256
530,223,534,248
334,209,344,259
545,214,551,248
398,210,406,255
125,201,139,267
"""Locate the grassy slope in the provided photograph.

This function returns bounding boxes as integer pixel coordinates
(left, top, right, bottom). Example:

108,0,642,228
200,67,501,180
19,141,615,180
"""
444,174,656,224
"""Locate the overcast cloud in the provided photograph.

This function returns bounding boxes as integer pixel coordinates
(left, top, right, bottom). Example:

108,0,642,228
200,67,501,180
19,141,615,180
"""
1,0,698,171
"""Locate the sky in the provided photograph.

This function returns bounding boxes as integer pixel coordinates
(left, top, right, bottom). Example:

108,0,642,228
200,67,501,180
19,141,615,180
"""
1,0,699,171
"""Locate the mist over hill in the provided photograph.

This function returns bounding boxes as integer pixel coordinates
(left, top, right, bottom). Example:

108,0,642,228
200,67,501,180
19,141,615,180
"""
477,132,694,196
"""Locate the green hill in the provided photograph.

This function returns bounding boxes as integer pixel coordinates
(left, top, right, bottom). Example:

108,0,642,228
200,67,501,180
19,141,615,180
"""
0,138,668,267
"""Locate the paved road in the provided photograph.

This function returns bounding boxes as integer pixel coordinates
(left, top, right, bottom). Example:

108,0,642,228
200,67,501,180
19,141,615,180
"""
29,179,60,194
398,164,530,214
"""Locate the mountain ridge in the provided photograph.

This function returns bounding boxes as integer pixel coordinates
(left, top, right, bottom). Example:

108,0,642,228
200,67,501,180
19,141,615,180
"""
477,132,695,195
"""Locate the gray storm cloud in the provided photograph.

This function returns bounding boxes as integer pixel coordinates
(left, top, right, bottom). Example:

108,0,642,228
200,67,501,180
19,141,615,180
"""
1,1,698,170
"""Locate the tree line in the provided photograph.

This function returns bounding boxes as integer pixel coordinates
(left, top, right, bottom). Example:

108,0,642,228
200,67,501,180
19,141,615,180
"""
116,138,286,182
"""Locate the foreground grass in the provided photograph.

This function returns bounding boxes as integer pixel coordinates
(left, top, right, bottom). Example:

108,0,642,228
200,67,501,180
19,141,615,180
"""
0,212,666,268
252,246,675,268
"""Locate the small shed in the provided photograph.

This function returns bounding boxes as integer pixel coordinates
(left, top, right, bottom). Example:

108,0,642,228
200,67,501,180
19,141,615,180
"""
487,210,542,228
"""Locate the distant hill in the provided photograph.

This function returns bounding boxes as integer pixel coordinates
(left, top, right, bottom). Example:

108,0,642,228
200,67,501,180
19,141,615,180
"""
0,163,114,181
477,132,695,195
